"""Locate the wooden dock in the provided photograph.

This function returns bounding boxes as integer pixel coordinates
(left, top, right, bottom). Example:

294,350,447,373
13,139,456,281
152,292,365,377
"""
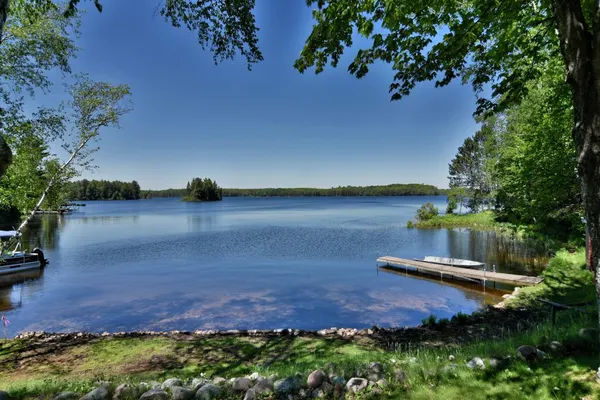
377,256,543,287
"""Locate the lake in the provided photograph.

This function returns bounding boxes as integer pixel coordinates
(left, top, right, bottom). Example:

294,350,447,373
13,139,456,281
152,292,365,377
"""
0,196,548,334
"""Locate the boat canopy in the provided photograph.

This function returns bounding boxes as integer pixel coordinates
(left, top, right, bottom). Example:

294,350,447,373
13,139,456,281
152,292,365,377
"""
0,230,17,239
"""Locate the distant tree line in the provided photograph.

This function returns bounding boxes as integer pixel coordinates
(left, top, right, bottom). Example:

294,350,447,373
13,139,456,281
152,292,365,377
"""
182,177,222,202
65,179,141,200
141,183,446,198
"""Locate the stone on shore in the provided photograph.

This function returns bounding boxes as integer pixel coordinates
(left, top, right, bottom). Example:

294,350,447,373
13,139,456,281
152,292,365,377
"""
139,389,169,400
307,369,327,389
170,387,194,400
113,384,139,400
466,357,485,370
81,384,110,400
345,378,368,394
194,384,221,400
191,379,210,391
161,379,183,390
232,377,252,392
53,393,77,400
253,378,274,394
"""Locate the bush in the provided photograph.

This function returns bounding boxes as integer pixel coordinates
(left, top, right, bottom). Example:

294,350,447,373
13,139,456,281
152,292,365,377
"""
417,202,439,221
407,220,414,228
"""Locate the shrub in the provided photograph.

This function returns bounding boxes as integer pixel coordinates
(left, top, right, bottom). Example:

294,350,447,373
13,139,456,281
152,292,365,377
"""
407,220,414,228
417,203,439,221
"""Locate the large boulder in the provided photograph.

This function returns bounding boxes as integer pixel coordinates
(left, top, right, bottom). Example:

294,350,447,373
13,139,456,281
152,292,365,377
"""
139,390,169,400
274,376,302,394
345,378,368,394
53,393,77,400
232,377,252,392
81,384,110,400
253,379,273,395
113,384,139,400
242,389,255,400
516,345,545,361
466,357,485,370
191,378,211,391
194,384,221,400
161,379,183,390
307,370,327,389
170,387,194,400
366,362,385,381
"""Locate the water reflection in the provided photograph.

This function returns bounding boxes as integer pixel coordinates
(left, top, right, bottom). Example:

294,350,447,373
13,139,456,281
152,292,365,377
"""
187,214,218,232
71,215,140,225
0,270,44,312
446,229,550,275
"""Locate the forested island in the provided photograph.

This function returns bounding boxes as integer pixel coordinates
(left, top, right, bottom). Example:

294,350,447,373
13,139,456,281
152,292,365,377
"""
182,177,222,202
141,183,445,198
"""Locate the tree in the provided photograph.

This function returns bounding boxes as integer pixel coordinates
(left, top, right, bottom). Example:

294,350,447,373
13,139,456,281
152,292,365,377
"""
0,0,78,178
448,125,493,212
2,76,132,251
446,194,458,215
416,202,438,221
489,59,581,239
184,177,222,202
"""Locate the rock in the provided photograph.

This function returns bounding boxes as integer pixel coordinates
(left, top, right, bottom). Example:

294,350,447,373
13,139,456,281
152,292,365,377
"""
543,341,567,357
307,369,327,389
440,364,457,374
393,369,408,383
232,377,252,392
54,393,77,400
170,387,193,400
502,294,512,299
243,389,255,400
516,345,537,361
191,378,211,391
249,372,263,382
596,367,600,382
578,328,600,343
149,382,161,391
346,378,368,394
311,381,333,399
267,374,278,383
253,378,273,395
81,384,110,400
448,355,455,361
274,377,300,394
113,384,139,400
466,357,485,370
488,358,501,368
212,377,226,385
161,379,183,390
139,390,169,400
194,384,221,400
298,388,310,398
367,362,385,381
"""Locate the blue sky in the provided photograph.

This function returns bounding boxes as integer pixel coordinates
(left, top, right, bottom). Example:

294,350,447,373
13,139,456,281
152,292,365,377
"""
38,0,481,190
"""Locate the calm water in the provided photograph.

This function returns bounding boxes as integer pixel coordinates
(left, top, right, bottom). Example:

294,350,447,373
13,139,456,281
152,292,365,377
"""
0,196,548,333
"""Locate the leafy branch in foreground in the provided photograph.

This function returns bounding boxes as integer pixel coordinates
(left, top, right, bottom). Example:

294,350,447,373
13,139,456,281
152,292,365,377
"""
1,75,132,252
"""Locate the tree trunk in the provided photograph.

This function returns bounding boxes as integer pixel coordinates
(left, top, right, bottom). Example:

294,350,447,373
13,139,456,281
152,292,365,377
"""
0,0,10,179
553,0,600,335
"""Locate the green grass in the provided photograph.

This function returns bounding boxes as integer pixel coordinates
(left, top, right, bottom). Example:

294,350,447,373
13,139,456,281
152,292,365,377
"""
412,211,498,229
508,248,594,307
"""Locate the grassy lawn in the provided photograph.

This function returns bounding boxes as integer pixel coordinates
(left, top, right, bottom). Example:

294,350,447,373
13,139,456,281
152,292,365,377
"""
0,247,598,399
